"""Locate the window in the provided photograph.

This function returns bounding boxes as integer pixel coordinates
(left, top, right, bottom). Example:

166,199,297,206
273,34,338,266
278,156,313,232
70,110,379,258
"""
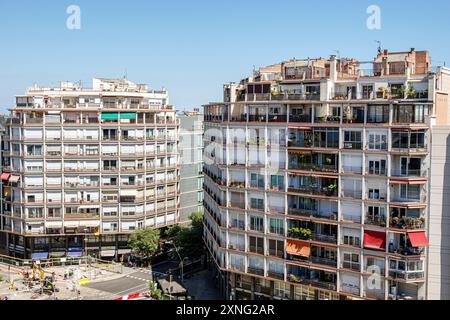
368,133,387,150
26,145,42,156
343,253,360,270
367,105,389,123
343,235,360,247
368,188,381,200
250,198,264,211
270,175,285,190
367,206,385,221
313,128,339,149
274,281,290,299
368,160,386,175
248,237,264,255
250,216,264,232
269,218,284,235
392,131,425,149
268,239,284,257
363,85,374,99
344,131,362,149
400,185,420,200
250,173,265,189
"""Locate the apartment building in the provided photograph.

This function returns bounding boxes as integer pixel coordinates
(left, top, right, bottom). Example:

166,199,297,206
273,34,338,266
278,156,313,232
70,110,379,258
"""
178,111,204,224
0,78,179,260
203,48,450,300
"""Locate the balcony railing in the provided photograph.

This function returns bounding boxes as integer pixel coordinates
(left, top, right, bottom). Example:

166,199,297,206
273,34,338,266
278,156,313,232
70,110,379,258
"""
311,256,337,267
365,215,387,227
389,216,425,230
247,267,265,276
342,261,361,271
289,114,312,123
311,233,337,244
288,208,337,221
288,186,338,197
389,270,425,281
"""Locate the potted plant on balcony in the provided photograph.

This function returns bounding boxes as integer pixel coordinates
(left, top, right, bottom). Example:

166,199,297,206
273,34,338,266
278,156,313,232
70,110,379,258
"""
377,86,388,99
326,183,337,196
288,274,303,284
406,85,417,99
391,216,400,228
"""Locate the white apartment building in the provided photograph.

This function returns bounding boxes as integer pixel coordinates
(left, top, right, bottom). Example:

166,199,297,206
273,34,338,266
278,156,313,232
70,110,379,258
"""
203,48,450,300
0,78,179,260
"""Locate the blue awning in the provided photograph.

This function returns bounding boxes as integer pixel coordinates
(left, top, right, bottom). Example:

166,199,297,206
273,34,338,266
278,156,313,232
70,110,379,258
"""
31,252,49,260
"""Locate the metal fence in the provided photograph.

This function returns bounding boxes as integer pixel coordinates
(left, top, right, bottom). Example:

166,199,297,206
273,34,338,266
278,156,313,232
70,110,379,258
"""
0,254,122,274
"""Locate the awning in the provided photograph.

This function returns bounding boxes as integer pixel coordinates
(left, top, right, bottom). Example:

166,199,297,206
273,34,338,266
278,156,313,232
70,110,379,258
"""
31,252,49,260
49,251,66,258
101,250,116,257
101,113,119,120
286,240,311,257
9,175,20,183
408,231,429,247
67,251,83,258
390,179,427,185
364,230,386,251
120,112,136,119
1,173,11,181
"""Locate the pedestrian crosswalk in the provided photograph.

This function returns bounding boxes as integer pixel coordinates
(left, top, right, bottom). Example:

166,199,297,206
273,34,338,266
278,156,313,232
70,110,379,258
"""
125,270,153,283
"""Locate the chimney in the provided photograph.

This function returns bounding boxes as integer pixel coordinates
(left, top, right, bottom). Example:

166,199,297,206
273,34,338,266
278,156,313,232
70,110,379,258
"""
382,57,389,76
383,49,388,55
330,55,338,81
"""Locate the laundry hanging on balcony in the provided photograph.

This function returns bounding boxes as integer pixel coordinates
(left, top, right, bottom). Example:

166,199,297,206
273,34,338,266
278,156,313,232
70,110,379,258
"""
408,231,429,247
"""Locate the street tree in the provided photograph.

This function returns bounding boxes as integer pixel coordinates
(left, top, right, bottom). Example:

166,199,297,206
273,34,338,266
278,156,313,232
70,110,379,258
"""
174,212,204,260
128,228,160,261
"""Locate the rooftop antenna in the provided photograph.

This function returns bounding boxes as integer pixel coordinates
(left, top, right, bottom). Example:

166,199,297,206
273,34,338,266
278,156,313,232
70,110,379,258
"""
375,40,382,54
124,69,128,80
334,50,341,59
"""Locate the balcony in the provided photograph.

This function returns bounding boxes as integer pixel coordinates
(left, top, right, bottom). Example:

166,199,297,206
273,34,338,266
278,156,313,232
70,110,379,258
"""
289,114,312,123
311,233,337,244
390,216,425,230
388,245,425,256
287,273,336,291
310,256,337,268
389,270,425,281
365,215,387,227
342,261,361,272
247,267,265,276
288,208,337,222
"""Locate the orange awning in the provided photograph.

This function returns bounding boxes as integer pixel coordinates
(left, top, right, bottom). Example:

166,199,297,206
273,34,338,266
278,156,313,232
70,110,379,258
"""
364,230,386,251
408,231,429,247
286,240,311,257
390,179,427,185
1,173,10,181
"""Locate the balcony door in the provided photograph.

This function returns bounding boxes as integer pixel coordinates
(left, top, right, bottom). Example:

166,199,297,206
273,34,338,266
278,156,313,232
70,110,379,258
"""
401,157,421,176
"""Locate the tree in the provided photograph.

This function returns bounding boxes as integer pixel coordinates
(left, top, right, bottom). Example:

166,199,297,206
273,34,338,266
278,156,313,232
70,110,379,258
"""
165,224,183,239
174,212,204,260
128,228,160,260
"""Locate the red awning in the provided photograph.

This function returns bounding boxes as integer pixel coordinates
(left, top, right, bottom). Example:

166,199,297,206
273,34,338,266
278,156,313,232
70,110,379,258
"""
364,230,386,251
408,231,429,247
1,173,11,181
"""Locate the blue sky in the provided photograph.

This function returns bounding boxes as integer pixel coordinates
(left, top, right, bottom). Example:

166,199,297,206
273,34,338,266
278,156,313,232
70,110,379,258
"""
0,0,449,112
